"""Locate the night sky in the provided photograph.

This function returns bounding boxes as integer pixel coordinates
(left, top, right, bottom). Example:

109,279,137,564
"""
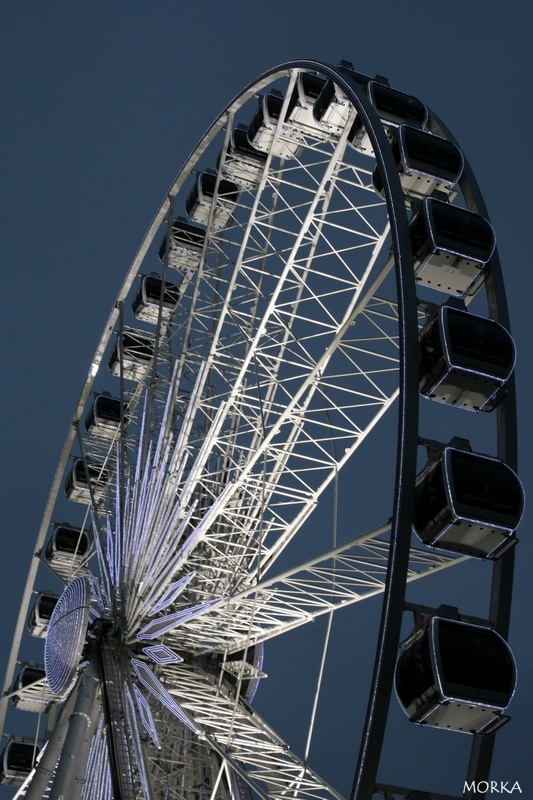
2,3,532,798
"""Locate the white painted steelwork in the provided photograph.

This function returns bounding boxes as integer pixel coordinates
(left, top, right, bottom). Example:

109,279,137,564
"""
2,59,519,800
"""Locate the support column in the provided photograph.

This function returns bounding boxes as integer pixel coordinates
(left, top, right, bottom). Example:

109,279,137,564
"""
48,659,101,800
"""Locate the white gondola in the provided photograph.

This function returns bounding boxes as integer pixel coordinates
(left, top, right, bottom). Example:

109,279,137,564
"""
395,614,516,734
285,72,330,139
0,741,39,786
247,91,302,158
45,524,91,578
108,329,155,381
85,393,127,439
217,125,268,189
413,445,523,559
132,275,180,324
27,593,59,638
349,80,428,155
159,217,206,270
64,458,109,504
409,197,495,296
185,171,240,229
373,125,463,202
419,304,516,411
12,665,57,713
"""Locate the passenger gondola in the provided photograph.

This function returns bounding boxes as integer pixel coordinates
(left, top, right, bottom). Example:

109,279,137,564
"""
64,458,109,504
409,197,495,296
158,217,206,270
313,77,354,136
217,124,268,189
108,329,155,381
349,81,428,155
413,445,523,559
285,72,330,139
247,91,302,158
372,125,463,202
132,275,180,324
85,393,127,439
419,304,515,411
185,170,240,229
0,740,39,786
11,665,53,713
27,593,59,638
45,524,90,578
395,613,516,734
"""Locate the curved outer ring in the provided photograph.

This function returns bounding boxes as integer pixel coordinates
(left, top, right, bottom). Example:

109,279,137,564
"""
0,60,516,800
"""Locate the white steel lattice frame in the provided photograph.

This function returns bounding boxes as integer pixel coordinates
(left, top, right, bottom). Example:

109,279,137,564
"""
3,62,484,800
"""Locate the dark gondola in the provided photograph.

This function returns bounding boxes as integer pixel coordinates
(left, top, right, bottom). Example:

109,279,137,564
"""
85,393,128,438
11,665,50,712
27,593,59,638
410,197,495,296
313,77,354,136
217,124,268,189
396,613,516,734
413,445,523,559
64,458,109,504
349,81,428,155
419,304,515,411
45,524,91,578
285,72,330,139
247,91,302,158
108,329,155,381
158,217,206,270
373,125,463,202
132,275,180,324
185,170,240,229
0,741,40,786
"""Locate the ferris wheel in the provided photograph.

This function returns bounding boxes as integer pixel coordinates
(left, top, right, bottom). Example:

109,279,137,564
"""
0,60,523,800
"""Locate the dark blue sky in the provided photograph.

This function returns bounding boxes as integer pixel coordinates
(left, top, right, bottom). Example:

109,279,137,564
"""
2,3,532,797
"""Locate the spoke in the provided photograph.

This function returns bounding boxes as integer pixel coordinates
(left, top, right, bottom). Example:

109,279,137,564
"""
158,662,345,800
165,527,465,653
